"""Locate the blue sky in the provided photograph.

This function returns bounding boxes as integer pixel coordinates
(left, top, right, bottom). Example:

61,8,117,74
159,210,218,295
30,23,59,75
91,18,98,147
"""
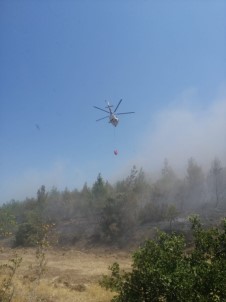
0,0,226,203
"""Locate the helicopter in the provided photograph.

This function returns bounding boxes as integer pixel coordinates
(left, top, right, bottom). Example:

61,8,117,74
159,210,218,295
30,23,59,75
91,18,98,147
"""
93,99,134,127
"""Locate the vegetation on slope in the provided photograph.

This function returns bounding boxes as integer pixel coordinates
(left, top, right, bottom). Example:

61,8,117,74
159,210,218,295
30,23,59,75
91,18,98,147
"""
1,158,225,248
0,157,226,301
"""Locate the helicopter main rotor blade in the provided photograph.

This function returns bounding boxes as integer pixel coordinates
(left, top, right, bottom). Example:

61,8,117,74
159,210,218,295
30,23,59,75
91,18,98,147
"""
93,106,109,114
96,116,109,121
116,112,135,115
114,99,122,113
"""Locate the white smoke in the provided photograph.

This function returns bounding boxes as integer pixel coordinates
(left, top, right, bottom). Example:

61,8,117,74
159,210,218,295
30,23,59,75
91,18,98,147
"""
137,93,226,177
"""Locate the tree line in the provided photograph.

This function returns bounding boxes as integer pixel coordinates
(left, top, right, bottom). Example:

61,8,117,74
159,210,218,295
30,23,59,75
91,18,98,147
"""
1,157,226,247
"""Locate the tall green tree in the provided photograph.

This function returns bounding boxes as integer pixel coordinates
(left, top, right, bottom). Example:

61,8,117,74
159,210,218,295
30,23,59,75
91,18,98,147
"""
186,158,206,208
92,173,108,209
99,193,136,243
208,157,223,208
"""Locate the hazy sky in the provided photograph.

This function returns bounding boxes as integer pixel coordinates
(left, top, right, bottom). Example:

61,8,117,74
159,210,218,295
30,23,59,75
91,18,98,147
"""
0,0,225,202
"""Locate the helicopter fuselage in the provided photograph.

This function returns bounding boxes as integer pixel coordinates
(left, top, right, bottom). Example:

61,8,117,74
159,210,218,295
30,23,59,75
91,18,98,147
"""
109,113,119,127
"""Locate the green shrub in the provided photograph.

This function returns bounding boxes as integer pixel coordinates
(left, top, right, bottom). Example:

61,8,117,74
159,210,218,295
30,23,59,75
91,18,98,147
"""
99,194,136,243
15,222,43,247
0,209,16,238
100,216,226,301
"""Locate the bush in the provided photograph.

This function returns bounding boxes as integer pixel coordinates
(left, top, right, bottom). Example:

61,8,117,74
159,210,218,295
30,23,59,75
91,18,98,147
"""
0,252,22,302
99,194,136,243
15,222,47,247
100,216,226,301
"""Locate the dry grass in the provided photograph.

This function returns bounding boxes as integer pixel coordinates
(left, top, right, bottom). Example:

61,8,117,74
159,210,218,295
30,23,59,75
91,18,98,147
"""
0,246,131,302
12,279,115,302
